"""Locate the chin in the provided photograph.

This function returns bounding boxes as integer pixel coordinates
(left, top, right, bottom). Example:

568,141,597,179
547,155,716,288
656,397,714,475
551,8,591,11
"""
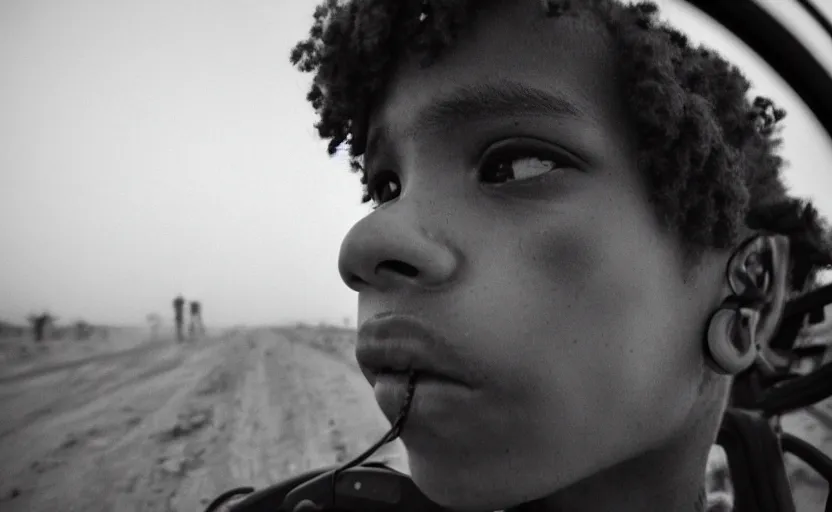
408,455,530,512
408,457,485,511
415,485,496,512
406,445,602,512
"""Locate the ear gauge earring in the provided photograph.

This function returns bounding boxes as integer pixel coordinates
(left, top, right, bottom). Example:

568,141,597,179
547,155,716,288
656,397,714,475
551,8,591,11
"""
705,235,779,375
705,300,760,375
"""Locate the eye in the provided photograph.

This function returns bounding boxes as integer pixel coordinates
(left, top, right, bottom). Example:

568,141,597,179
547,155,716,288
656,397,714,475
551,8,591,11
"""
478,139,574,185
367,170,401,207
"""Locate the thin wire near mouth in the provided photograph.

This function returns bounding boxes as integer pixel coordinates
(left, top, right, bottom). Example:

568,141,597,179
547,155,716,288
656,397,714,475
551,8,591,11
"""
332,369,419,475
387,369,419,439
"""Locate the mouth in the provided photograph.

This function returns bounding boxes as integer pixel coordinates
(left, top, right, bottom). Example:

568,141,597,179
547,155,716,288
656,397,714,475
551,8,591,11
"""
372,364,471,425
361,355,469,389
355,315,472,389
369,368,459,387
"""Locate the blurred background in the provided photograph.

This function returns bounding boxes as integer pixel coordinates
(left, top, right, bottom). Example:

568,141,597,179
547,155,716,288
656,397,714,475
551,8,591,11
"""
1,0,831,329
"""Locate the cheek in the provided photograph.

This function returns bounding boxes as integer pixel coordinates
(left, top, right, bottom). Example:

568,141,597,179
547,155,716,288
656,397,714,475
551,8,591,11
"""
432,208,709,500
502,204,705,438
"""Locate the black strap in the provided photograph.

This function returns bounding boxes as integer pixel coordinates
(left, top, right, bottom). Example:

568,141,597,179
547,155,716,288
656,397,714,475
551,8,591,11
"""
717,409,796,512
757,361,832,416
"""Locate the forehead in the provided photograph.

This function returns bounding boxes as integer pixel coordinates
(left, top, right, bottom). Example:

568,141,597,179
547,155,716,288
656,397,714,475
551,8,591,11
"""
367,0,622,152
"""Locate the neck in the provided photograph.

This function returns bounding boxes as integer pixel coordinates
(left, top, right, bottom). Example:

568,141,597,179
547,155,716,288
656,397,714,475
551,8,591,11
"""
508,427,713,512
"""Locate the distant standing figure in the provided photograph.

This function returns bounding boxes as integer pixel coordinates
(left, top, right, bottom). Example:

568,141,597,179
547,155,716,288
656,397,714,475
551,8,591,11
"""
173,295,185,342
189,301,204,339
30,312,54,342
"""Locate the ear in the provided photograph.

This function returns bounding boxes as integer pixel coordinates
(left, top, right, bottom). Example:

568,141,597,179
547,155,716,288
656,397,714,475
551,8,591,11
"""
726,233,791,358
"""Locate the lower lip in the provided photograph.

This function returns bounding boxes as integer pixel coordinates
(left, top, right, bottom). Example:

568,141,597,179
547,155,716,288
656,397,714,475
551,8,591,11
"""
373,372,468,425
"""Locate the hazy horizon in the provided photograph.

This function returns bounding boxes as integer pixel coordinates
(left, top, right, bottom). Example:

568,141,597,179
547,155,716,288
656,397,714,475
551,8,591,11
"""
2,0,831,327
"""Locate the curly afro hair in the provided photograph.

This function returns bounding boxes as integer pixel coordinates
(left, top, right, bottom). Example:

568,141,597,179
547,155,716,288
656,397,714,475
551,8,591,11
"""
290,0,832,290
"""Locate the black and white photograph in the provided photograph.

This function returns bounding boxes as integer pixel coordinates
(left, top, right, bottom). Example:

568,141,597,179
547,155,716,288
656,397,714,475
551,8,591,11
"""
1,1,831,511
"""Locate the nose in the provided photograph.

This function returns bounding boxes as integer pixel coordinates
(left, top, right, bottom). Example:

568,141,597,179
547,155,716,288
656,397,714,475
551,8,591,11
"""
338,210,459,292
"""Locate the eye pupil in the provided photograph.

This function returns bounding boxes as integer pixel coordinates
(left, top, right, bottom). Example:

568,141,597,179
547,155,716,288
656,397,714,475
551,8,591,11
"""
493,160,515,182
386,181,399,199
481,153,560,184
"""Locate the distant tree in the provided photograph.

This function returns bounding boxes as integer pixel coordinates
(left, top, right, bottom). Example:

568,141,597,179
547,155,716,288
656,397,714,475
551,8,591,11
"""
74,320,94,340
0,320,26,338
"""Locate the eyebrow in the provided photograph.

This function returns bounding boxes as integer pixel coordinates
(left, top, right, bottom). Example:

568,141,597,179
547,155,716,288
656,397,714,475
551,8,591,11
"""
365,79,589,158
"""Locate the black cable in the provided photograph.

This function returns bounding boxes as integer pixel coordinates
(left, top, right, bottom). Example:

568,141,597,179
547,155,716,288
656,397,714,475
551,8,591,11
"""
327,371,419,507
758,360,832,416
771,283,832,351
783,283,832,321
204,486,256,512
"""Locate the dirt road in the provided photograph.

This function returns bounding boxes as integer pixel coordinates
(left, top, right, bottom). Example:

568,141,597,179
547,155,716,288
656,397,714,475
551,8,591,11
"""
0,329,406,512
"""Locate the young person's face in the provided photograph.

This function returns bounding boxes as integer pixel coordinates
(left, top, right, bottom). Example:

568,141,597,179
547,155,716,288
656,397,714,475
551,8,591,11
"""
339,1,730,510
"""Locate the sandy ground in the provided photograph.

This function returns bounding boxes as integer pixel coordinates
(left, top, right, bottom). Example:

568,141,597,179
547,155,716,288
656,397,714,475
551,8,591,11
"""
0,328,406,512
0,326,828,512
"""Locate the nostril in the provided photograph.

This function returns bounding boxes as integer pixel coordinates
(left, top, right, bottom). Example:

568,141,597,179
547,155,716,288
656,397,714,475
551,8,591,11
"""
346,273,369,289
376,260,419,278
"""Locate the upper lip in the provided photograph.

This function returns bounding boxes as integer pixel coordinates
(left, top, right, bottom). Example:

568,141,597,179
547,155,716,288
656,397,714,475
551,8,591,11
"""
356,315,471,387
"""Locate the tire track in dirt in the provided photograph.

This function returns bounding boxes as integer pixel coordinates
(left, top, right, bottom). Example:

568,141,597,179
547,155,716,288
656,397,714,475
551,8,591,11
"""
174,328,407,511
260,330,408,480
110,337,244,512
228,331,283,486
0,337,170,385
44,333,251,512
169,340,253,511
0,328,407,512
0,343,186,495
0,336,233,512
277,328,410,472
0,344,183,440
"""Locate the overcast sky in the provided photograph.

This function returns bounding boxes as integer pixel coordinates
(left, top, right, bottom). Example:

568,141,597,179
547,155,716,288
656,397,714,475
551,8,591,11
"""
1,0,831,327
